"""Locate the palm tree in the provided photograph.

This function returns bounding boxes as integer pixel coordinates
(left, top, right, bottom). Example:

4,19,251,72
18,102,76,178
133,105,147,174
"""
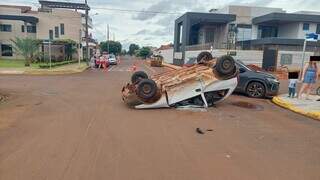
11,37,39,66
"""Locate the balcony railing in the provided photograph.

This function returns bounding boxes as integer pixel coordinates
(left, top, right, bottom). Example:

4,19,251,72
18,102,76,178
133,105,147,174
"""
82,37,97,44
185,43,228,51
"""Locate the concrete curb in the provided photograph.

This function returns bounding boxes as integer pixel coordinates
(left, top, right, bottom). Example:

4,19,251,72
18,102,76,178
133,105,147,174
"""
272,96,320,120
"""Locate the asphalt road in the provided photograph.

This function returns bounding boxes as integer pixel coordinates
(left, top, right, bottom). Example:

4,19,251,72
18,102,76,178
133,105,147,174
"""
0,56,319,180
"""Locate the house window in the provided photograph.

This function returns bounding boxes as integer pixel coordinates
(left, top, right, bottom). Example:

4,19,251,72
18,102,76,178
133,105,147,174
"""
60,23,64,35
316,24,320,34
258,25,278,38
237,27,252,41
22,25,37,33
54,26,59,38
1,44,13,56
303,23,309,31
27,25,37,33
205,30,214,43
49,30,53,40
280,54,293,65
176,22,183,52
0,24,12,32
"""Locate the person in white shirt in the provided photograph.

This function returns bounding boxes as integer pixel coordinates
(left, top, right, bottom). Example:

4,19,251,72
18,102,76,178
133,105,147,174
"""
288,77,298,98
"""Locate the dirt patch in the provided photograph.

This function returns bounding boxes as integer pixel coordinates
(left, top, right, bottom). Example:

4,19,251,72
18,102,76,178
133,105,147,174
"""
230,101,264,111
0,93,9,103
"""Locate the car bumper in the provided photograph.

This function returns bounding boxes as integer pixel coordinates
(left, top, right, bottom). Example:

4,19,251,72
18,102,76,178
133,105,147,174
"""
265,81,280,97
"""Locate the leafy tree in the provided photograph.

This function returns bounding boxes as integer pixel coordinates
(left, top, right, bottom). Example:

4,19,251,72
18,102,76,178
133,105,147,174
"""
121,49,127,55
128,44,140,56
136,47,152,59
64,44,77,61
53,39,77,61
11,37,40,66
100,41,122,55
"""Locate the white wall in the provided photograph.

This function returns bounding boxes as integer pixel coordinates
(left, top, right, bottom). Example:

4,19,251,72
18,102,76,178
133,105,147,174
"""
158,48,173,64
278,23,300,38
35,9,82,43
185,49,316,70
185,50,263,66
296,22,318,39
277,51,314,70
250,6,284,17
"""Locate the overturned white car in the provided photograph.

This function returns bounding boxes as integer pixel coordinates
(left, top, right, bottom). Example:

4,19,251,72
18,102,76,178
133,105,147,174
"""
121,52,239,109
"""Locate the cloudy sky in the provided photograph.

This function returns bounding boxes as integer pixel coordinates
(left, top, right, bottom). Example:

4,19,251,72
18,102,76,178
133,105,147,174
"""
2,0,320,49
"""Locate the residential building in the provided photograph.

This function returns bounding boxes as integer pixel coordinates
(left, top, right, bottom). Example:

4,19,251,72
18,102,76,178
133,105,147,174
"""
0,1,96,60
155,43,174,64
173,5,320,69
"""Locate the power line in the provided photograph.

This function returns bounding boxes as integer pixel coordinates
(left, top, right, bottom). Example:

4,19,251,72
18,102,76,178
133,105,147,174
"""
91,6,182,15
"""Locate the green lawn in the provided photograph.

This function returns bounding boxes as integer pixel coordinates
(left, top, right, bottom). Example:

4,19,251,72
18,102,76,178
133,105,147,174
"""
0,59,40,68
0,59,84,69
0,59,25,68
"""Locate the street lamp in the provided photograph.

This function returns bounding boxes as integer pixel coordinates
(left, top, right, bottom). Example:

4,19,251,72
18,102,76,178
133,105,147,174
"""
301,33,319,78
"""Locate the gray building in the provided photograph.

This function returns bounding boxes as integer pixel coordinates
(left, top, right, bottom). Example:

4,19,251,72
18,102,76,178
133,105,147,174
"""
173,12,236,65
173,5,320,66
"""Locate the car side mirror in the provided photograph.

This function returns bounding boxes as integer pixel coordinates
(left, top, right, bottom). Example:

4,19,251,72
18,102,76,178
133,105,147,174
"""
239,68,246,73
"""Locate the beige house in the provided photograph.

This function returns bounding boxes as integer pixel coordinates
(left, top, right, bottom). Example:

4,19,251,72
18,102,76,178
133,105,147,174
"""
0,4,95,60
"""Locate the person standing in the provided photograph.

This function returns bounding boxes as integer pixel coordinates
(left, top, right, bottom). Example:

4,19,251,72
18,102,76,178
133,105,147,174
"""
288,76,298,98
90,55,96,69
298,61,318,99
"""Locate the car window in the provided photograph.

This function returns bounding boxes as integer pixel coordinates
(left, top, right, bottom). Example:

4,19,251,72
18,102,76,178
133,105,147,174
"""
185,57,196,65
236,60,252,71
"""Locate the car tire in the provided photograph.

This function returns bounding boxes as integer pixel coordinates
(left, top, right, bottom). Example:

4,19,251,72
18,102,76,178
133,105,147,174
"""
316,87,320,96
246,81,266,98
197,51,213,64
131,71,148,84
215,55,236,77
136,79,158,100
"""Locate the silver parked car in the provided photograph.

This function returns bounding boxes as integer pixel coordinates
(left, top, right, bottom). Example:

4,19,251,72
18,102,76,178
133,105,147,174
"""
108,54,117,65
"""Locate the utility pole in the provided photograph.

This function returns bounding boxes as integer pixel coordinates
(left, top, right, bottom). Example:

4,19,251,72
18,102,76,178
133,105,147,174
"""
107,24,110,53
85,0,89,62
78,29,82,67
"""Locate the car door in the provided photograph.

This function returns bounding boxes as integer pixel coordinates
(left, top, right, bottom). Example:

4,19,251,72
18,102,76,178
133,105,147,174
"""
236,64,249,92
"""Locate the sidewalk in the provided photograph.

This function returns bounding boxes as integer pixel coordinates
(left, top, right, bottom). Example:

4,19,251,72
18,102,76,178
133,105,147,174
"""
272,94,320,120
0,63,88,75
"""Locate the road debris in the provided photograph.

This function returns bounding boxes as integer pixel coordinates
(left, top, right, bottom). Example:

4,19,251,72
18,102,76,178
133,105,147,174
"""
196,128,205,134
176,105,208,112
196,128,214,134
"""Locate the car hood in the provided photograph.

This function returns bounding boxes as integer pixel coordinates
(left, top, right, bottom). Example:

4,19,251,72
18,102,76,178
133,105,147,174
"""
254,70,277,79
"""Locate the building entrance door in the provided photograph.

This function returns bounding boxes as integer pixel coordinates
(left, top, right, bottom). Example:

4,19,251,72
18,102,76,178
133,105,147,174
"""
262,47,277,71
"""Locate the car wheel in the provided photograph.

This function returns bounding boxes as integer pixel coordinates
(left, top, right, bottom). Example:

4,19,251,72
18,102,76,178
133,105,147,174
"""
246,82,266,98
131,71,148,84
215,55,236,77
316,87,320,96
136,79,157,101
197,51,213,64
